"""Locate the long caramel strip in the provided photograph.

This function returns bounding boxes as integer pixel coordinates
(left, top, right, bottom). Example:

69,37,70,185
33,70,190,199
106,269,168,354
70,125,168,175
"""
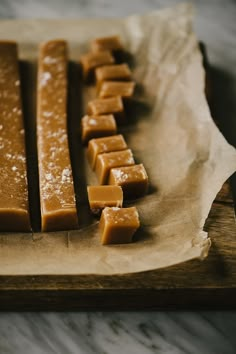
37,40,78,231
0,41,31,231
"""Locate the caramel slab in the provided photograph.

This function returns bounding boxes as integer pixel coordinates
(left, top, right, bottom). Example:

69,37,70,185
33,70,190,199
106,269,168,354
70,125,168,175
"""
87,134,127,169
37,40,78,231
91,35,123,53
80,50,115,82
87,185,123,215
109,164,148,199
99,207,140,245
87,96,125,124
0,41,31,232
98,81,135,99
81,114,117,144
95,64,132,90
95,149,135,185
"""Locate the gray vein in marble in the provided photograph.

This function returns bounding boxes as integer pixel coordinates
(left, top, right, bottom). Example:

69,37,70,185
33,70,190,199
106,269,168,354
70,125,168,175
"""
0,312,236,354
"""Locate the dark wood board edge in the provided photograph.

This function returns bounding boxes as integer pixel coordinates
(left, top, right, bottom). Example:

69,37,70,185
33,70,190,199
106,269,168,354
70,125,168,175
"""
0,288,235,311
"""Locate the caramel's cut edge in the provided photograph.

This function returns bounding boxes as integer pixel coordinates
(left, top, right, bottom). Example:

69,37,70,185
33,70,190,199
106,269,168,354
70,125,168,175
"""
39,39,67,48
87,185,123,191
0,209,31,232
0,40,17,46
41,208,79,232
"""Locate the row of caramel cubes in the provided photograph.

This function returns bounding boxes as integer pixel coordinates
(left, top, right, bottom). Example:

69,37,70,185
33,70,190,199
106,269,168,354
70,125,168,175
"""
80,36,149,245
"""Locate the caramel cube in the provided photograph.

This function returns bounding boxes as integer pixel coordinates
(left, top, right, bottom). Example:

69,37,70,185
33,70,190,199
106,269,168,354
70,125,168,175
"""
109,164,148,199
95,64,132,90
87,134,127,169
87,185,123,214
99,207,140,245
80,50,115,82
91,35,123,53
98,81,135,99
81,114,117,144
87,96,125,125
95,149,135,185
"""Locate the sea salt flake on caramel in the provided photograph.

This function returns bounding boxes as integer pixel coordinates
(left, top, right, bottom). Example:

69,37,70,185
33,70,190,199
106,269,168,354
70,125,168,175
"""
95,64,132,90
87,96,125,125
37,40,78,231
95,149,135,185
98,81,135,99
81,114,117,144
91,35,123,53
0,41,31,231
87,134,127,169
109,164,148,199
80,50,115,82
99,207,140,245
87,185,123,215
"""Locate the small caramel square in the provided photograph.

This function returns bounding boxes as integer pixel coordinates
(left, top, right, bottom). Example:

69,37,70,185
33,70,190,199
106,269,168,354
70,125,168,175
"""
81,114,117,144
87,185,123,215
95,64,132,90
109,164,148,199
87,134,127,170
95,149,135,185
80,50,115,82
98,81,135,99
87,96,125,125
99,207,140,245
91,35,123,53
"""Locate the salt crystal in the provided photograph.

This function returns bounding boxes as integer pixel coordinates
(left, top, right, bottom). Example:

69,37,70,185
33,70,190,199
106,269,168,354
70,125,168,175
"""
88,119,97,126
61,168,71,183
40,72,51,87
43,56,58,64
43,111,53,117
45,173,53,181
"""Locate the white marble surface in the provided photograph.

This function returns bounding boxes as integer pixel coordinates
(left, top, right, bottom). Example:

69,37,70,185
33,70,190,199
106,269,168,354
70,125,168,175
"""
0,0,236,353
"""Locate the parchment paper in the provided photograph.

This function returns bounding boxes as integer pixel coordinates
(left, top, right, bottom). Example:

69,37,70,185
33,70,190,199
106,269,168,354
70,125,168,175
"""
0,3,235,275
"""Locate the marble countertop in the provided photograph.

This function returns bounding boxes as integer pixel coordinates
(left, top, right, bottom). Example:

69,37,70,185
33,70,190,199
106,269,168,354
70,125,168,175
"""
0,0,236,353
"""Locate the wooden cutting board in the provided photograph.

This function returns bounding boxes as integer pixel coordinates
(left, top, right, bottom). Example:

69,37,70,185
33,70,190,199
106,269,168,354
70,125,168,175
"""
0,34,235,310
0,181,235,310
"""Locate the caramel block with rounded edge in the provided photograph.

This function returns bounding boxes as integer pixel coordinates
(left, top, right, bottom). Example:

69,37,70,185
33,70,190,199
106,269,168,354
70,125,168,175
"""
37,40,78,231
81,114,117,144
87,185,123,215
87,134,127,169
95,149,135,185
0,41,31,231
87,96,125,125
98,81,135,99
91,36,123,53
95,64,132,90
109,164,149,199
80,50,115,82
99,207,140,245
